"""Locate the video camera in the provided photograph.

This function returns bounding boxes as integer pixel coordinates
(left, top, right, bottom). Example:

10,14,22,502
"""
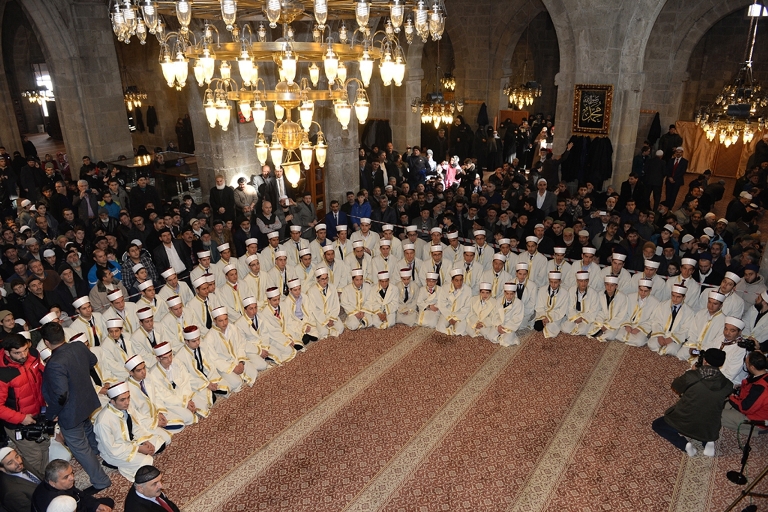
16,415,56,443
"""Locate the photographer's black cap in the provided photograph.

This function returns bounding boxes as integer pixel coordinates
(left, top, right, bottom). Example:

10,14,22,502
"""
703,348,726,368
134,465,162,484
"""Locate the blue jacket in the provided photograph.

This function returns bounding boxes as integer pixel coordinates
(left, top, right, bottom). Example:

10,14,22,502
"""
324,210,349,240
42,341,101,428
87,260,122,288
350,201,371,227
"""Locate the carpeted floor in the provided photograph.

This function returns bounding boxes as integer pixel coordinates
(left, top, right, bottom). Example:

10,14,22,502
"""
86,326,768,511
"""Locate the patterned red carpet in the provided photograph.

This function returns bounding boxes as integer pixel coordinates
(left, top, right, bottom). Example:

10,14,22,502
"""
87,326,768,511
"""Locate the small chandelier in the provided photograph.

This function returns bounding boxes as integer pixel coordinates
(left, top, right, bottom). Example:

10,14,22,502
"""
695,3,767,147
440,73,455,91
504,80,541,110
124,85,147,111
21,90,53,105
411,92,463,128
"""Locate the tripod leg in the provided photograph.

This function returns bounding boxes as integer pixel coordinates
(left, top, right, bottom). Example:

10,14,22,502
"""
725,462,768,512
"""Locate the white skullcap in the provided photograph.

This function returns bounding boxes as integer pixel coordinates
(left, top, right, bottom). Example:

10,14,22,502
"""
131,263,145,274
576,271,590,280
430,227,442,234
681,234,695,243
106,318,123,329
288,278,301,289
725,271,741,284
351,268,364,277
406,225,418,233
379,240,391,247
360,218,371,224
351,241,364,249
314,224,326,232
46,495,77,512
246,254,260,264
474,229,486,237
463,245,476,253
19,226,30,233
426,272,439,280
582,247,597,255
290,225,302,232
549,271,562,280
377,271,390,280
703,227,715,237
192,275,208,289
43,249,55,258
161,268,176,279
638,278,653,288
222,264,237,275
382,224,394,231
20,199,30,207
323,244,335,253
337,225,348,231
493,253,506,262
153,342,172,357
725,316,745,330
39,347,52,362
124,355,143,371
681,258,697,267
515,262,528,271
553,247,566,254
137,280,153,291
762,290,768,304
430,245,443,252
449,268,464,277
205,273,215,283
136,307,153,320
72,296,90,309
537,178,547,184
402,243,415,251
40,312,58,325
107,382,129,399
656,150,664,156
446,232,458,239
274,250,288,258
578,230,590,237
245,238,259,246
644,260,660,269
196,251,211,259
479,282,492,291
718,218,728,224
604,276,619,285
217,243,230,252
107,289,123,301
166,295,182,307
183,326,200,340
503,283,516,292
265,287,280,299
498,238,511,246
662,224,675,233
299,248,312,256
20,331,30,340
525,236,538,244
740,191,753,200
211,306,227,318
708,290,726,302
671,285,688,295
242,296,257,307
399,268,412,278
612,253,626,261
598,211,608,217
315,267,329,277
267,231,280,239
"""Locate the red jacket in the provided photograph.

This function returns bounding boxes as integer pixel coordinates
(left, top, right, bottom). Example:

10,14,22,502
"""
0,350,45,427
730,373,768,422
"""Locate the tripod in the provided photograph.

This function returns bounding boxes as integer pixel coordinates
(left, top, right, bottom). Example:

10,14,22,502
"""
725,421,768,512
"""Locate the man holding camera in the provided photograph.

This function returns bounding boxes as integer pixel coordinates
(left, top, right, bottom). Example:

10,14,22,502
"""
0,333,48,475
721,351,768,432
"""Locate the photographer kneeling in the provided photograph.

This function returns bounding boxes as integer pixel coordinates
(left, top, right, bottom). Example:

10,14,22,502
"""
721,351,768,431
0,333,48,475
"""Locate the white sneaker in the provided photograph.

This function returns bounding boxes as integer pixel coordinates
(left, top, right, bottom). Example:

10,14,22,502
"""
685,442,698,457
703,442,715,457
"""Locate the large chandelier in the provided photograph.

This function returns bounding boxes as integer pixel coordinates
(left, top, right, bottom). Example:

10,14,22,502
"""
695,3,767,147
411,38,461,128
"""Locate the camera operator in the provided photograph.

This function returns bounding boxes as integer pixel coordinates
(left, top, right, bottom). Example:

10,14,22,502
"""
0,333,48,475
721,351,768,431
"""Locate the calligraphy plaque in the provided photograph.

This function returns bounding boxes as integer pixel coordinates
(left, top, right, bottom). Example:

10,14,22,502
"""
572,84,613,135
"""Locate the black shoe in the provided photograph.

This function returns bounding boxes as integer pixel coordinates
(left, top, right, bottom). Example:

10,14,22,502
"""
100,461,118,470
82,484,110,495
294,343,305,351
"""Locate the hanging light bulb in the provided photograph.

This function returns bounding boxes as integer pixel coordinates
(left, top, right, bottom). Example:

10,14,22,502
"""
155,17,165,41
274,102,285,120
198,46,215,85
404,16,414,44
314,0,328,30
283,160,301,187
379,49,394,86
239,99,252,121
160,48,176,87
221,0,237,30
141,1,158,33
173,49,188,89
323,45,338,82
392,48,405,86
429,1,445,40
111,4,126,38
266,0,281,28
255,134,269,163
337,62,347,83
175,1,192,34
204,90,217,127
135,19,147,44
359,50,373,87
390,0,404,32
339,22,348,43
414,0,429,42
253,99,267,132
315,132,327,166
309,62,320,87
355,89,369,124
215,90,231,130
220,61,231,80
282,49,296,83
299,100,314,131
123,3,138,36
270,137,284,166
336,99,352,129
355,0,370,29
300,137,314,168
257,22,267,41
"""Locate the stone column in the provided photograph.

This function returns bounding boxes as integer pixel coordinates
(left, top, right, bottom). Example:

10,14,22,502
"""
317,102,359,204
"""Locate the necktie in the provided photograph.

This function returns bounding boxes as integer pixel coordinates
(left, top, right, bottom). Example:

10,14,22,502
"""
140,380,148,396
681,278,686,286
234,284,237,291
148,332,156,347
274,306,280,318
157,496,175,512
669,305,680,329
504,300,512,308
338,246,344,261
126,413,135,440
517,284,523,300
23,471,41,484
334,213,338,224
478,246,482,257
576,291,583,312
466,263,470,272
404,286,409,302
118,336,126,353
379,288,386,299
251,317,259,332
90,319,100,347
322,287,327,296
605,292,614,307
194,348,205,374
204,299,212,329
282,271,289,295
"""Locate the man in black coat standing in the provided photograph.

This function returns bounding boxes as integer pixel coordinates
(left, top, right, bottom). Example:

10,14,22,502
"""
129,176,163,216
41,323,112,492
209,174,236,223
643,149,666,209
124,465,180,512
664,147,688,208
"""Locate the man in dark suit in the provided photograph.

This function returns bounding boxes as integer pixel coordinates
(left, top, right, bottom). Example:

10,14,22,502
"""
124,465,180,512
618,173,649,211
0,447,43,512
152,228,193,284
664,147,688,208
32,459,114,512
529,178,557,215
324,200,348,241
40,323,112,493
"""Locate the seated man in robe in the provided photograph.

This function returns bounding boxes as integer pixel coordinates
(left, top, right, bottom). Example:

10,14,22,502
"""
561,271,600,336
496,282,525,346
234,294,295,364
481,254,513,299
436,268,471,335
533,271,569,338
415,272,441,329
304,267,344,338
589,275,629,341
94,382,165,482
262,287,305,352
365,271,399,329
395,268,420,327
203,307,260,390
616,278,658,347
679,290,726,363
340,269,374,331
648,284,694,357
149,342,200,425
282,278,317,346
173,325,229,411
125,354,182,440
466,282,500,341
